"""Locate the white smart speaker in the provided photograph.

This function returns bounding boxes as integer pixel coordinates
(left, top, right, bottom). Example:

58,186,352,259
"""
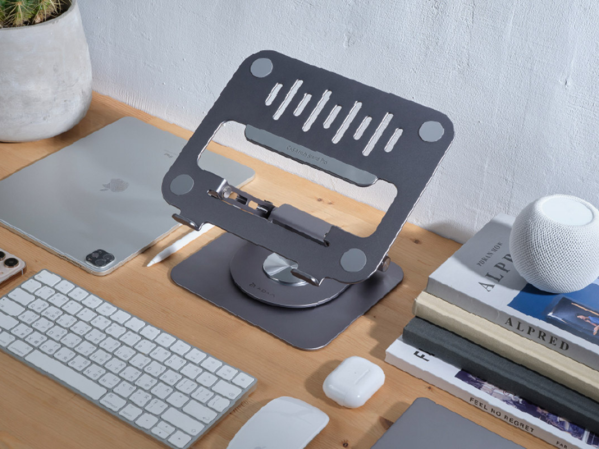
510,195,599,294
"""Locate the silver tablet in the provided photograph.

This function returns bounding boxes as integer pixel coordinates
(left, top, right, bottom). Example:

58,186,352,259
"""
0,117,254,275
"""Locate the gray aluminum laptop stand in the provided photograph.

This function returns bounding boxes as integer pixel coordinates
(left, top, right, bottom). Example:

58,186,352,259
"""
166,51,454,350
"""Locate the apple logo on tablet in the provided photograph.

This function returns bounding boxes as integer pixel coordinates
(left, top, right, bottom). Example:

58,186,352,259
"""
101,178,129,193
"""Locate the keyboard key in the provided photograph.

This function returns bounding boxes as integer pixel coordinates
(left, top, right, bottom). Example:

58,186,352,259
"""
111,310,131,324
216,365,238,381
75,341,97,357
68,288,88,301
47,325,68,341
197,372,218,387
155,333,176,348
130,353,151,369
85,329,106,345
90,349,112,365
160,369,182,386
100,392,126,411
120,331,141,347
54,280,75,294
114,381,136,398
184,348,206,364
146,398,169,415
83,364,106,381
70,317,93,334
207,395,230,413
48,293,69,308
99,373,121,389
39,340,61,355
140,325,160,340
21,279,42,293
82,295,103,309
175,378,198,394
124,317,145,332
99,337,121,353
135,374,158,391
162,407,204,435
0,297,25,316
166,392,189,408
34,286,55,300
144,361,166,377
152,421,175,439
68,355,91,372
32,317,54,333
8,340,33,357
212,380,242,400
151,382,173,400
0,331,16,347
56,314,77,329
18,310,40,325
136,413,159,430
130,390,152,407
105,358,126,374
26,350,107,400
165,354,186,371
106,324,126,339
169,431,193,448
150,347,171,362
11,323,33,339
120,366,142,382
54,347,76,363
200,357,222,373
0,311,19,331
25,331,48,347
9,289,35,306
96,303,117,317
170,340,191,356
62,301,83,316
182,400,217,424
61,333,82,348
180,363,202,380
76,308,97,322
191,386,214,404
135,339,156,355
114,345,135,361
29,299,50,314
91,315,111,330
35,270,61,287
119,404,142,421
42,306,63,321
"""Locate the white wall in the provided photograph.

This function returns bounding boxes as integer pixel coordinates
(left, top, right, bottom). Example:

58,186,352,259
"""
78,0,599,243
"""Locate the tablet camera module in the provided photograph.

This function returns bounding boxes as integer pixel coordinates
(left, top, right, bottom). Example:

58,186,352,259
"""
4,257,20,268
86,249,115,268
0,251,5,262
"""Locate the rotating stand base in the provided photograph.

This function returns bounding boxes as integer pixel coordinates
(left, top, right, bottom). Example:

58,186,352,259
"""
171,233,404,350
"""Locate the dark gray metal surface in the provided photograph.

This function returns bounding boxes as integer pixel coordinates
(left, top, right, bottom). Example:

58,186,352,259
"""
162,50,454,285
170,233,403,350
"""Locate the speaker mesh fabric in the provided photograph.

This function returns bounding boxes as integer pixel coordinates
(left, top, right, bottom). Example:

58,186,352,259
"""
510,195,599,293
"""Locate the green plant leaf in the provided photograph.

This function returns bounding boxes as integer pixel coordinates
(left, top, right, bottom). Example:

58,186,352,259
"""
32,0,60,23
5,0,37,27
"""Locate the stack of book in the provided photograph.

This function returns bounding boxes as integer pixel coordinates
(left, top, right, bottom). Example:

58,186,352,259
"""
386,214,599,449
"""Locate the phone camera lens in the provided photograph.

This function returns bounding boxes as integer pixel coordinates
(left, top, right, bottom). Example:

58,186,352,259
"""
94,258,107,267
0,251,5,261
4,258,19,268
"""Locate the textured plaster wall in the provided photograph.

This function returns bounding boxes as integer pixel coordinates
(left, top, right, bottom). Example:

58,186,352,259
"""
79,0,599,243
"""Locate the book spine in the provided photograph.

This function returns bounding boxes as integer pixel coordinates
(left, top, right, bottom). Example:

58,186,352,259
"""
386,339,591,449
426,277,599,372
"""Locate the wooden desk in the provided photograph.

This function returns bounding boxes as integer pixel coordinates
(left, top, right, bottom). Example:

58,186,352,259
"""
0,93,550,449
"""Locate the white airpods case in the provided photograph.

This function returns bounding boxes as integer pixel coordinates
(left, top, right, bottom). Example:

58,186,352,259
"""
323,356,385,408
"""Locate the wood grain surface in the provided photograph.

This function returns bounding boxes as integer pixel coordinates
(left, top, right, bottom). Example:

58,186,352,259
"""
0,93,551,449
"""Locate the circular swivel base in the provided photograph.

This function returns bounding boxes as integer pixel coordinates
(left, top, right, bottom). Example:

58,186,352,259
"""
230,241,349,308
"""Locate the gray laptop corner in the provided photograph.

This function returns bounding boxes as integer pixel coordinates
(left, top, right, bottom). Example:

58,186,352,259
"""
372,398,524,449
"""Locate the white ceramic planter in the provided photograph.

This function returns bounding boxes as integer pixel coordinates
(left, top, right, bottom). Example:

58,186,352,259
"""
0,0,92,142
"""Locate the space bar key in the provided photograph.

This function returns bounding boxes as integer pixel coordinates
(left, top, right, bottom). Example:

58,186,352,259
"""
25,350,107,400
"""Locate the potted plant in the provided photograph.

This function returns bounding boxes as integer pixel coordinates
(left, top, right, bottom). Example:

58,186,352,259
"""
0,0,92,142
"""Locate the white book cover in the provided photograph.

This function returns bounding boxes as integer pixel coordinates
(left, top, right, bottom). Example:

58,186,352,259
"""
426,213,599,371
386,337,599,449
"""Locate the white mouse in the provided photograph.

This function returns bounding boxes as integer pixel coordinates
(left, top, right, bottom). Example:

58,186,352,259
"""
227,397,329,449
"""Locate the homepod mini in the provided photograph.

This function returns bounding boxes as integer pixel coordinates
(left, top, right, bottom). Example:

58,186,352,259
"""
510,195,599,293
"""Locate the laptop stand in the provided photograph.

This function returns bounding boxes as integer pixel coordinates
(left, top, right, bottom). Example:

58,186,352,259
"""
164,50,454,349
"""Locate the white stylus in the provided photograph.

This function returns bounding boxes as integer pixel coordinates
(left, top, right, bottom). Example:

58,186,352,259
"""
146,224,215,267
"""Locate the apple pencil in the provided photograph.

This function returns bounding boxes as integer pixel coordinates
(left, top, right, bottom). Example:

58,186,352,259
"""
146,224,214,267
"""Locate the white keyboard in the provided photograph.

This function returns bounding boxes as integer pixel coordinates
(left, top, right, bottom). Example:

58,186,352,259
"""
0,270,257,449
